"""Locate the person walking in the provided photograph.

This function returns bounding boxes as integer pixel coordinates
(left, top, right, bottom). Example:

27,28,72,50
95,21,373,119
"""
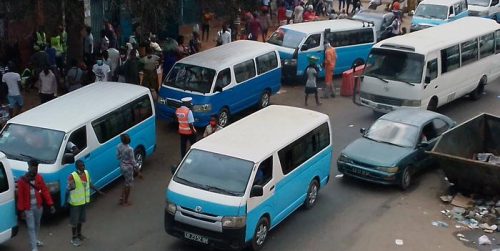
106,46,120,81
188,31,202,54
203,116,223,138
322,42,337,98
2,64,23,117
139,47,160,90
216,24,232,46
259,9,272,42
65,59,84,92
123,49,140,84
293,2,305,23
201,8,214,41
117,134,142,206
17,160,56,251
83,26,94,68
38,66,57,104
248,13,262,41
92,54,111,82
67,160,103,247
304,56,321,106
339,0,346,13
176,97,197,158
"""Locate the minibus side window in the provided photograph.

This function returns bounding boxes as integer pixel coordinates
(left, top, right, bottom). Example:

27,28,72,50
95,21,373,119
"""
461,39,478,66
131,95,153,125
254,156,273,186
448,6,454,17
234,59,256,83
441,45,460,73
0,164,8,193
302,34,321,50
495,30,500,53
67,126,87,153
215,68,231,90
480,33,495,59
256,52,278,75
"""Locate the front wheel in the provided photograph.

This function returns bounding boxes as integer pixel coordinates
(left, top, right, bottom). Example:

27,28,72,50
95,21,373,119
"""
134,148,145,171
258,90,271,109
218,108,230,127
304,179,319,209
399,167,411,190
469,83,485,101
251,217,270,251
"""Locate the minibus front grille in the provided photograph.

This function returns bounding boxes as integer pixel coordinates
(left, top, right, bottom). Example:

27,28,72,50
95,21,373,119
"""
167,98,182,109
181,206,218,217
370,94,403,106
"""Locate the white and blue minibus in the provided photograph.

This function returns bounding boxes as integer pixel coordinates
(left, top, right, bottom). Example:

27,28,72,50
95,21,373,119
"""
411,0,469,32
0,82,156,208
0,153,17,244
165,105,332,250
267,19,376,82
157,40,281,127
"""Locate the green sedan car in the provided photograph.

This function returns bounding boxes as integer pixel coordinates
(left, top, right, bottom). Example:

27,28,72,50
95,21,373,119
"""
337,109,455,189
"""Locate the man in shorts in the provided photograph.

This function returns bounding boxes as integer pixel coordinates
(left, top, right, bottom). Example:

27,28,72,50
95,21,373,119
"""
1,65,23,117
67,160,104,247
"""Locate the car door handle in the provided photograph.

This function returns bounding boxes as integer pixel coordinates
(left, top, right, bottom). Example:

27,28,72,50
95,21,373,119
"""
269,185,275,191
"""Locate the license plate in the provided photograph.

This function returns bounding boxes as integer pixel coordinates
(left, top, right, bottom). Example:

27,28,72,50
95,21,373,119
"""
184,232,209,244
377,104,392,111
352,167,369,176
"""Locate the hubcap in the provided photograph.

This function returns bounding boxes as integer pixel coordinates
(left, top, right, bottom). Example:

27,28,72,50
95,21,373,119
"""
135,152,143,170
403,170,410,187
256,223,268,245
261,93,270,107
308,184,318,205
219,111,228,127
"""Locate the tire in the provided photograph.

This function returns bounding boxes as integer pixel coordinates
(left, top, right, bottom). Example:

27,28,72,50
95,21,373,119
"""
303,179,320,209
218,108,230,127
251,217,270,251
134,148,145,171
258,90,271,109
399,167,411,190
469,83,485,101
426,98,438,112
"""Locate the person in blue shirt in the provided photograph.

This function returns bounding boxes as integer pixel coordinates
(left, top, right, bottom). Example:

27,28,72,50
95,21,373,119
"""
45,42,57,67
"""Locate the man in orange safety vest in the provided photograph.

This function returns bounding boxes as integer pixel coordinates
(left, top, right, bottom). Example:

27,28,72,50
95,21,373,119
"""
175,97,197,158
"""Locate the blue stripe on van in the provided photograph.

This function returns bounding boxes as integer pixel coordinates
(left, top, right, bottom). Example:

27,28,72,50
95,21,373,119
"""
244,146,332,242
11,116,156,207
167,190,245,217
0,200,17,234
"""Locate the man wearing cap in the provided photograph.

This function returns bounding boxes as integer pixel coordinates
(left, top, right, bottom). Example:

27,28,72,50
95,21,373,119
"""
176,97,197,158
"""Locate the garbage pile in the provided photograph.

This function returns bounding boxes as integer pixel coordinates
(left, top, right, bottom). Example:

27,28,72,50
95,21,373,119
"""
439,193,500,233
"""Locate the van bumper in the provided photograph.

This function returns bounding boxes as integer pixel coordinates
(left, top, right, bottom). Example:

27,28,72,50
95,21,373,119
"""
164,210,246,250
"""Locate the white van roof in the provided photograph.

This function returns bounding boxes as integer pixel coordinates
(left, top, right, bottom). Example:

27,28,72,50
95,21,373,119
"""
178,40,279,71
8,82,151,133
375,17,499,54
192,105,330,163
280,19,371,34
418,0,462,6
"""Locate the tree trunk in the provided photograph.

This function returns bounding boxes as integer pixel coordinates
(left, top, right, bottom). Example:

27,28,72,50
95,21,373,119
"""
65,0,85,63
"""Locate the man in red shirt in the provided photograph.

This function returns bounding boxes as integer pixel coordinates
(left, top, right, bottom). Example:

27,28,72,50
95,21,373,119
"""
17,160,55,251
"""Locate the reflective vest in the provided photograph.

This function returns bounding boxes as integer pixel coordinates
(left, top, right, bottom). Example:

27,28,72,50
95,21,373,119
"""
51,35,63,56
69,170,90,206
34,32,47,51
176,106,193,135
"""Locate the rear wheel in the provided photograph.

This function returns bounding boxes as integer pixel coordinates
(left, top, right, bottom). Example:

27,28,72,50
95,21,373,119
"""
469,82,485,101
426,98,438,112
251,217,270,251
218,108,230,127
304,179,319,209
259,90,271,109
134,148,145,171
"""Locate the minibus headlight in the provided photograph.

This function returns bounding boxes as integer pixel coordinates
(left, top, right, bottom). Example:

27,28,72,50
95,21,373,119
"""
376,166,399,173
401,99,421,107
46,181,60,193
166,201,177,215
222,216,246,228
192,104,212,112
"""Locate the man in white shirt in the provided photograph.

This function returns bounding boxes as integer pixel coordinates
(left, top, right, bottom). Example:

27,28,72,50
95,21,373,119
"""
106,47,120,81
92,55,111,82
2,67,23,117
293,2,305,23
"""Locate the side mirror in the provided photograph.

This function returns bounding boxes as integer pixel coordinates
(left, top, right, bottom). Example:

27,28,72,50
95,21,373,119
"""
418,142,429,148
360,128,366,134
250,185,263,198
62,153,75,165
424,76,431,84
491,0,498,6
301,44,309,51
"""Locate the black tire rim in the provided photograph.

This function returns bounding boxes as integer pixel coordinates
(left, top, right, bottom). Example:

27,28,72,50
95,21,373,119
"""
402,169,411,189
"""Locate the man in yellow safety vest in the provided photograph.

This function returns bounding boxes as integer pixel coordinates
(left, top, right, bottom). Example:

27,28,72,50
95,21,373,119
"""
67,160,103,247
33,26,47,51
175,97,197,158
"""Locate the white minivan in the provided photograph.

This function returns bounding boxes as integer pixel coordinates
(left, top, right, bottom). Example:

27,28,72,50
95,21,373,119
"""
468,0,500,21
165,105,333,250
0,153,18,244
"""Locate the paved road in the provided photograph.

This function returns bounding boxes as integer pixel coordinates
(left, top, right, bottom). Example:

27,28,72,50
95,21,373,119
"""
3,78,500,251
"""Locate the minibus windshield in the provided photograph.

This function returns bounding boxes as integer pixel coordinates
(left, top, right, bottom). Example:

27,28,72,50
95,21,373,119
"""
415,4,448,19
365,119,419,148
364,48,424,84
468,0,490,6
0,124,64,164
164,63,216,94
174,149,254,196
268,28,306,49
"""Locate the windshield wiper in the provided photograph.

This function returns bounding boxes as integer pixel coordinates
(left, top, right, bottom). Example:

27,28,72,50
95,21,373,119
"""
366,74,389,83
206,185,240,196
396,79,415,86
174,176,208,190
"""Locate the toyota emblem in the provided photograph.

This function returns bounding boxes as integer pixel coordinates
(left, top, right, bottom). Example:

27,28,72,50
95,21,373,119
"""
195,206,202,213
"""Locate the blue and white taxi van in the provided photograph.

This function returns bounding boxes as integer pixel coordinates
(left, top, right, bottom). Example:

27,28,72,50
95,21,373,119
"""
0,153,18,244
157,40,281,127
165,105,332,250
411,0,469,31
